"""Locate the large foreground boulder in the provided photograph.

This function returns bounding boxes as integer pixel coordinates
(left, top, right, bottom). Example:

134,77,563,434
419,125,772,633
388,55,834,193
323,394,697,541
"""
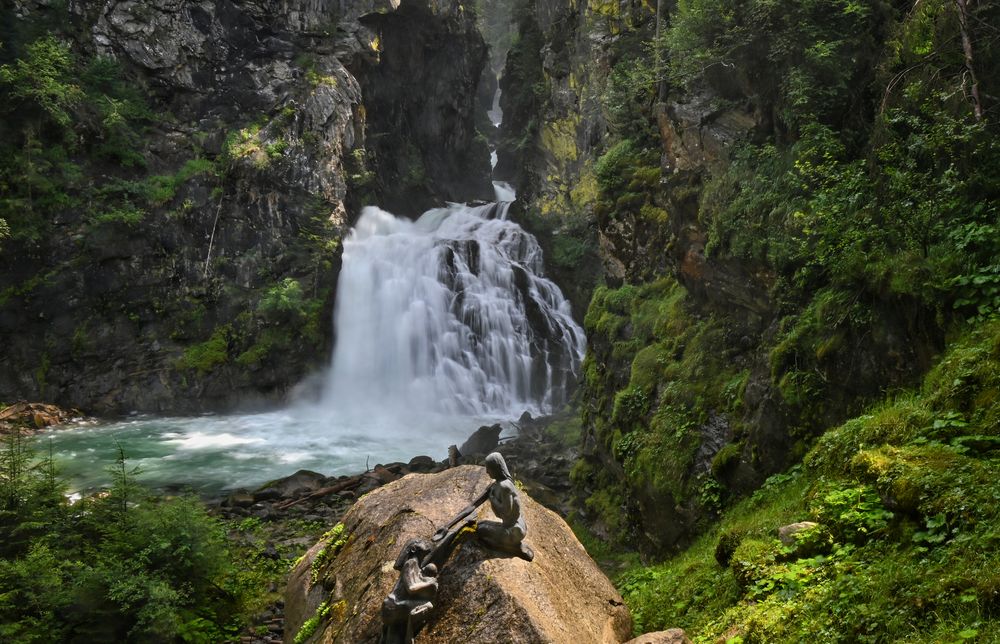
285,465,632,643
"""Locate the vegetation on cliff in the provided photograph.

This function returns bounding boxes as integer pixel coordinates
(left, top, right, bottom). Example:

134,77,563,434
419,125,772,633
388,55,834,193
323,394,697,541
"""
501,0,1000,638
620,320,1000,642
559,0,999,541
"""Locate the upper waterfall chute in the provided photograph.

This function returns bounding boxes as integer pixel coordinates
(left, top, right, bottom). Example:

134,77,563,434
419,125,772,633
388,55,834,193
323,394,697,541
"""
323,201,584,420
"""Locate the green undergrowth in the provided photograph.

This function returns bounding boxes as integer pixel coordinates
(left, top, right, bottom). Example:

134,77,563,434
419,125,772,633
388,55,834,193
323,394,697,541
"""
175,277,328,375
578,277,747,541
618,319,1000,642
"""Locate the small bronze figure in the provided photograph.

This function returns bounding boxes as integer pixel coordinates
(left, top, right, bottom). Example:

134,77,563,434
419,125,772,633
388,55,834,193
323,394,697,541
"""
380,539,439,644
432,452,534,562
381,524,477,644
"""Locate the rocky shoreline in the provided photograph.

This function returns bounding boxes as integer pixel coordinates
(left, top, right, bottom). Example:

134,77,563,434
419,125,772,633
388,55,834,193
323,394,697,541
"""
0,401,86,436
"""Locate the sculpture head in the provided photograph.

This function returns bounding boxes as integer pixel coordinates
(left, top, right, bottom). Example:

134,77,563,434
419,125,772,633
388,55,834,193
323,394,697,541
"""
484,452,512,482
393,538,433,570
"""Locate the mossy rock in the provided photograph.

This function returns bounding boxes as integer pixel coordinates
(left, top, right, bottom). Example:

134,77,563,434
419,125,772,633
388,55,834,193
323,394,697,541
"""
729,538,780,589
714,529,745,567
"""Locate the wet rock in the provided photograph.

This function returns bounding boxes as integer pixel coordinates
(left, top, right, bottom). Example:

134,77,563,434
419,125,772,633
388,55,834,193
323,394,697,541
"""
251,503,276,521
777,521,820,547
408,455,438,472
255,470,327,500
285,466,632,643
226,489,256,508
0,401,85,435
371,464,403,484
460,423,503,456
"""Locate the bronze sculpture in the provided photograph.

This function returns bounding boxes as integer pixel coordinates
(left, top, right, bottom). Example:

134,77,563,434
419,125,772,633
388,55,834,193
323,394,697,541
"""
432,452,534,561
380,452,532,644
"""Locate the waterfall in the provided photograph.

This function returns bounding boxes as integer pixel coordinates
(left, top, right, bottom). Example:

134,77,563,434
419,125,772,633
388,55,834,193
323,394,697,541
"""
323,201,585,420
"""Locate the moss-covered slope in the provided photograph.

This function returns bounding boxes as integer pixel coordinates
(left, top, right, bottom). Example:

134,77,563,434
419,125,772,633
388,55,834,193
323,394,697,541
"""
617,319,1000,641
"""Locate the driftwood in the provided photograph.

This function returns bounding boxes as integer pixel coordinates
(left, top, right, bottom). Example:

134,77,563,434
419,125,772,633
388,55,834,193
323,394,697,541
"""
274,474,366,510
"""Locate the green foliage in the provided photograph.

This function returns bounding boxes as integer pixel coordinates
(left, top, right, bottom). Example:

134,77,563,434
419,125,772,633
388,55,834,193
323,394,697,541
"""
0,36,83,127
0,31,156,248
618,321,1000,641
580,277,748,540
90,204,145,227
176,324,232,374
662,0,887,132
311,523,348,582
0,435,247,642
293,600,330,644
258,278,308,321
808,483,892,543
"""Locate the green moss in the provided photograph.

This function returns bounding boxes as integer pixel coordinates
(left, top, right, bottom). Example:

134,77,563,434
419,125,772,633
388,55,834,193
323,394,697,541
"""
293,600,329,644
581,276,751,539
90,204,145,226
618,320,1000,640
176,324,231,374
310,523,348,583
541,117,580,164
711,443,742,479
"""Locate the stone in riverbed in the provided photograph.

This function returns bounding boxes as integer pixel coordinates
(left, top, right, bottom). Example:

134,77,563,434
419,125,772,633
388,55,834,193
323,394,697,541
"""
285,466,632,643
226,489,256,508
255,470,327,500
459,423,503,457
408,455,438,472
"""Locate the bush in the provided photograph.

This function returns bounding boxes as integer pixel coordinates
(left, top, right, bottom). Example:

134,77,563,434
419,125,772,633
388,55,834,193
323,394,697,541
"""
0,435,246,641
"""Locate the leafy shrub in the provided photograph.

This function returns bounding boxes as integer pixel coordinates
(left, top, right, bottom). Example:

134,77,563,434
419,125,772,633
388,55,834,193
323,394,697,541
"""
0,434,247,641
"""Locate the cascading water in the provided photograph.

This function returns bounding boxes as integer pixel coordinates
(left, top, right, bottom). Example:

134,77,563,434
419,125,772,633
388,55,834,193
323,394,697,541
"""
44,198,584,493
323,200,584,420
44,72,583,494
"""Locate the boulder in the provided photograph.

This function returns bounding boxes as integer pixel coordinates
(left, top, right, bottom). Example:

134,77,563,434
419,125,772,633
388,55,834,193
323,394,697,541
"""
625,629,692,644
460,423,503,456
256,470,328,500
408,455,438,473
777,521,820,547
285,465,632,643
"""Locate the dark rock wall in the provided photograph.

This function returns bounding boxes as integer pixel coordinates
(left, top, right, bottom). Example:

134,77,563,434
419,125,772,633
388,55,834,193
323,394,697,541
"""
0,0,491,413
351,0,493,216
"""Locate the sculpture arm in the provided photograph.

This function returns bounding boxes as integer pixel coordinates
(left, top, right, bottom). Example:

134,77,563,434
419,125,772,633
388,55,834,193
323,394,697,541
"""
432,485,491,541
495,481,519,526
401,559,438,598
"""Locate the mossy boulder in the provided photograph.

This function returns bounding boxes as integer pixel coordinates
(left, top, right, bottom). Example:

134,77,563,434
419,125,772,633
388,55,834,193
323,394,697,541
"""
285,465,632,643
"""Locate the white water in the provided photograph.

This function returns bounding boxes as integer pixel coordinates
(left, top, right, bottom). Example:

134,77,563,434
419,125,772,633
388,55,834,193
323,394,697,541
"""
46,409,493,494
324,201,583,420
45,199,584,494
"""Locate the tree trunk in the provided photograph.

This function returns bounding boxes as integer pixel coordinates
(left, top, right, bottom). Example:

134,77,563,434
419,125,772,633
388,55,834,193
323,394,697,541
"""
953,0,984,121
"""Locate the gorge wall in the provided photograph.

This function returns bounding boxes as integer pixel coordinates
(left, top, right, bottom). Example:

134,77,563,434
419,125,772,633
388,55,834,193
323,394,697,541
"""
0,0,491,413
494,0,983,555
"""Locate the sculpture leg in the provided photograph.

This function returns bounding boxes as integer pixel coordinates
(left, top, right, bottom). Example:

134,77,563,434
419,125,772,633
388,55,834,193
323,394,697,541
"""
476,521,534,561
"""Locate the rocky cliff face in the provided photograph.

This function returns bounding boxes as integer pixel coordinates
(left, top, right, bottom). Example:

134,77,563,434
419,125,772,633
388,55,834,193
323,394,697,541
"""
0,0,491,413
499,0,941,555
